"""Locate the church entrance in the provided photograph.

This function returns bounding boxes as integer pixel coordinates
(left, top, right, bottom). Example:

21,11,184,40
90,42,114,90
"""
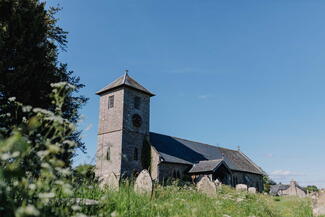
212,164,232,185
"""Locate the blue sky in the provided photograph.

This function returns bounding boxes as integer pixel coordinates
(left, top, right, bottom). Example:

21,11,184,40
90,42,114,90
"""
46,0,325,188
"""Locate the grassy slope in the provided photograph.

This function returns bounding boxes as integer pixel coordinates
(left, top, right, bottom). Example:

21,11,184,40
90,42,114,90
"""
74,183,316,217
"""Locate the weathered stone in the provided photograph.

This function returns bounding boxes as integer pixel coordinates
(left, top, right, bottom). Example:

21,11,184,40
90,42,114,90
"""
236,184,248,192
248,187,257,194
313,192,325,216
100,172,119,191
214,178,222,187
134,170,153,195
196,176,216,197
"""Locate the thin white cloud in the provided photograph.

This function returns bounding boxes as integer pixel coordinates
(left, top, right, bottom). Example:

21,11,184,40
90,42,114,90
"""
270,170,304,177
197,94,210,100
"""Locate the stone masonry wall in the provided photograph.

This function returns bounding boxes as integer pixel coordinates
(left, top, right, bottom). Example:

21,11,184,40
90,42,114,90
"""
123,87,150,134
158,162,191,182
232,171,264,192
95,131,123,178
120,87,151,177
97,88,124,135
96,88,125,178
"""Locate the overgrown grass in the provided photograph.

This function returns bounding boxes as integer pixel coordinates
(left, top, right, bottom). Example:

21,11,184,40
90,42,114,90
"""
73,182,313,217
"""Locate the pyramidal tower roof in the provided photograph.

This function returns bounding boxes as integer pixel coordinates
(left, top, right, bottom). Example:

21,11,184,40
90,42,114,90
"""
96,73,155,96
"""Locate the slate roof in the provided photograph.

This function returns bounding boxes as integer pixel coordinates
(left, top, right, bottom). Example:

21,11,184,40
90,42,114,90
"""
270,184,290,196
96,73,155,96
149,132,264,175
270,183,306,196
188,159,224,173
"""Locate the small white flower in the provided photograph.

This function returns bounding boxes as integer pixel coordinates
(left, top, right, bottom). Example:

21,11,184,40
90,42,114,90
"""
29,184,36,190
16,205,40,216
22,105,32,112
38,192,55,199
8,97,16,102
51,82,76,90
73,213,88,217
1,153,10,160
37,150,49,158
72,205,82,211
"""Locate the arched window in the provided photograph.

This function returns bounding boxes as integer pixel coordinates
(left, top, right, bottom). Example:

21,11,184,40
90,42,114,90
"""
134,147,138,161
106,146,110,161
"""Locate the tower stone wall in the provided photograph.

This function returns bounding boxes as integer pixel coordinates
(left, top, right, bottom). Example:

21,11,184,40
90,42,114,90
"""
95,74,153,179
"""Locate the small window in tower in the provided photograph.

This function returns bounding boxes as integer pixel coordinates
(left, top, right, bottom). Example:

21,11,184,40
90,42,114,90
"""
134,96,141,109
106,146,111,161
134,147,138,161
108,95,114,109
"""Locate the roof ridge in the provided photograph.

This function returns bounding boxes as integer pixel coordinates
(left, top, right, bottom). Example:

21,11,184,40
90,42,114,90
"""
96,73,155,96
150,132,238,152
122,72,128,84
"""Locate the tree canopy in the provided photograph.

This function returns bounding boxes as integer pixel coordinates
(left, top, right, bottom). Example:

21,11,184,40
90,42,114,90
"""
0,0,88,165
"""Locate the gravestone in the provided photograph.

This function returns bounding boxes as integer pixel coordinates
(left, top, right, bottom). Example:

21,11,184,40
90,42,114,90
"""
100,172,119,191
313,192,325,216
248,187,257,194
214,179,222,187
196,176,216,197
236,184,248,192
134,170,153,195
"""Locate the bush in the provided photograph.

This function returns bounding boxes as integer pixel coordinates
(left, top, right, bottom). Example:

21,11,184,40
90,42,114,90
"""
73,164,96,185
0,82,85,217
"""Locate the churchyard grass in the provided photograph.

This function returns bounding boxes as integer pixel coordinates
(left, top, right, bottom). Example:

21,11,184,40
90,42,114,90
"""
74,182,314,217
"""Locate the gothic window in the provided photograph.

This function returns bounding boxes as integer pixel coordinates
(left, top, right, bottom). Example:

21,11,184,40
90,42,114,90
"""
106,146,111,161
134,147,138,161
108,95,114,109
134,96,141,109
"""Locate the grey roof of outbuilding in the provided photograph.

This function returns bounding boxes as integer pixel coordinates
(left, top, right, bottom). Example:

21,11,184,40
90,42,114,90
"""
149,132,264,175
188,159,224,173
270,184,290,196
96,73,155,96
270,183,306,196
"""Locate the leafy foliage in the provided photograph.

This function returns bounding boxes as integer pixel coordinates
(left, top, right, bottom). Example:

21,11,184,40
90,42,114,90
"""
305,185,319,193
0,0,87,166
0,83,83,217
263,175,276,193
73,164,96,185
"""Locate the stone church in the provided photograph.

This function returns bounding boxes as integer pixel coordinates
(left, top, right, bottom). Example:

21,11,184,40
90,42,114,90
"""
95,73,265,192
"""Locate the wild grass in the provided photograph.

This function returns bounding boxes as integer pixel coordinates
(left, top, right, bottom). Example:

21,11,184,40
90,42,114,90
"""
74,182,314,217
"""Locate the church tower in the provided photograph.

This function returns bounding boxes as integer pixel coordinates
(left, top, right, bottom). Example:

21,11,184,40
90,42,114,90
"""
95,72,154,179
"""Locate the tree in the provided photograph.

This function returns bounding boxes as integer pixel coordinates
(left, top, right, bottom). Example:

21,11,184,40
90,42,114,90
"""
305,185,319,193
0,0,87,166
263,175,276,193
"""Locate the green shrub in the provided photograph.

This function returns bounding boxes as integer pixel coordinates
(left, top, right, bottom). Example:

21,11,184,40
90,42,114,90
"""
0,82,85,217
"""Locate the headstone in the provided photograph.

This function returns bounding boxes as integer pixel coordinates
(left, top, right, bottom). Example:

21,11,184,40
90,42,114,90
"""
134,170,153,195
100,172,119,191
248,187,256,194
313,192,325,216
196,176,216,197
236,184,248,192
214,179,222,187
